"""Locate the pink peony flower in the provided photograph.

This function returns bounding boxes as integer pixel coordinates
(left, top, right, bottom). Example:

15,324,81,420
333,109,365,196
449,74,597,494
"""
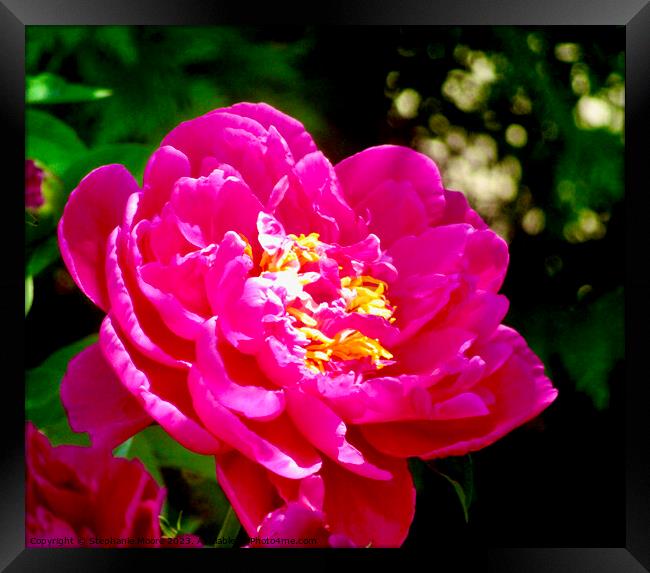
26,422,165,548
58,102,557,547
26,159,45,209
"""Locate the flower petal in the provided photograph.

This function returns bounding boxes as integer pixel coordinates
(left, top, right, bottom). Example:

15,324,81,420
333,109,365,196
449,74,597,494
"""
189,369,322,479
335,145,446,247
361,326,558,458
321,454,415,547
58,164,139,310
285,387,392,480
60,343,152,450
100,315,223,455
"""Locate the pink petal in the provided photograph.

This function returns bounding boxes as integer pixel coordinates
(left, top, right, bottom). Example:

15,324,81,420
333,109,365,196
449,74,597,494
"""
194,317,285,420
435,189,487,230
204,231,254,316
100,315,223,455
161,110,267,176
139,145,191,220
321,454,415,547
58,164,139,310
252,502,331,547
105,228,193,367
226,102,317,161
335,145,446,247
169,170,263,250
464,229,510,292
285,387,392,480
189,369,322,479
215,451,281,537
60,343,152,450
360,326,558,459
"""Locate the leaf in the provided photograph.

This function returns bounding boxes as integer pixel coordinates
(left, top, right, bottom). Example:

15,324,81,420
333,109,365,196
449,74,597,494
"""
62,143,152,191
407,458,427,493
26,110,87,176
25,275,34,317
26,72,112,104
114,425,216,485
214,506,241,548
555,288,624,410
430,455,474,523
26,235,61,277
116,430,164,486
25,334,97,446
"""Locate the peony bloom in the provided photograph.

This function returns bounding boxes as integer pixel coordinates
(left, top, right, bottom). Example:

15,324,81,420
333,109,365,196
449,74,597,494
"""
58,102,557,547
26,159,45,209
26,422,165,548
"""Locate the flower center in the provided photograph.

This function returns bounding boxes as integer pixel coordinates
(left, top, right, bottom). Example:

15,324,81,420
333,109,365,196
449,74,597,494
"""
341,276,396,323
254,230,395,375
260,232,321,272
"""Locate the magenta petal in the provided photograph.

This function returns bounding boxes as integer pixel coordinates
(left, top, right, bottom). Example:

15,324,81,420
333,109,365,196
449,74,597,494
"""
139,145,190,219
58,164,139,310
100,315,223,455
189,369,322,479
170,170,263,249
226,102,317,161
430,392,490,420
321,456,415,548
464,229,510,292
285,387,392,480
252,502,332,547
215,451,281,537
194,318,285,420
60,343,152,450
204,231,254,316
335,145,446,247
361,326,558,459
105,228,190,368
435,189,487,230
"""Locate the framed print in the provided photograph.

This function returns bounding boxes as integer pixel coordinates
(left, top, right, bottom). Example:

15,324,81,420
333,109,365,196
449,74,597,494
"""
3,0,649,570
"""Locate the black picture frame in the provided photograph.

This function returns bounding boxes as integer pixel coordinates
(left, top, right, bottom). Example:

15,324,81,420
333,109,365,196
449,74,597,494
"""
4,1,649,570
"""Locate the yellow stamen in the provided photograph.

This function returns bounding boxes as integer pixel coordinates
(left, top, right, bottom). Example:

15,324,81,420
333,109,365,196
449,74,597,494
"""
259,233,321,273
299,326,393,374
238,233,254,260
286,306,318,327
343,275,396,322
287,233,322,266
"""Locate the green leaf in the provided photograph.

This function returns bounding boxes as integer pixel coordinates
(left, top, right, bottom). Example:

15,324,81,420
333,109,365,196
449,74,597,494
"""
214,506,241,548
25,275,34,317
62,143,152,191
26,72,112,104
556,288,624,410
430,455,474,523
407,458,427,493
114,425,216,485
26,110,87,176
25,334,97,446
26,235,61,277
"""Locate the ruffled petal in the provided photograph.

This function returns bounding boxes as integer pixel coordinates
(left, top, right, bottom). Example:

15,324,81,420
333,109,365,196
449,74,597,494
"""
285,387,392,480
58,164,139,310
60,343,152,450
335,145,446,247
194,317,285,420
139,145,191,220
189,369,322,479
361,326,558,458
321,454,415,548
100,315,223,455
215,450,282,537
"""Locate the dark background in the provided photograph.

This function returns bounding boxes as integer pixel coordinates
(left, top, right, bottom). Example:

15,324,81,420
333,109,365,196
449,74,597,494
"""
25,26,625,547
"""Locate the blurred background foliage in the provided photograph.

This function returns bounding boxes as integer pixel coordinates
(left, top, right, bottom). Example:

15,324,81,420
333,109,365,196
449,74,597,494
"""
25,26,625,547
